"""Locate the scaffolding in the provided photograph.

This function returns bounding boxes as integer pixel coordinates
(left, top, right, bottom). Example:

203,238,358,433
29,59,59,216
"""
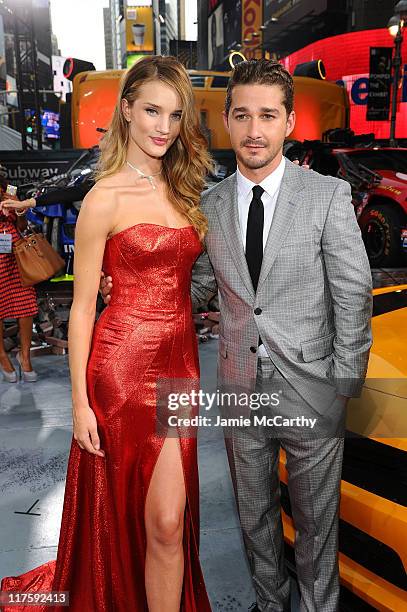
0,0,48,150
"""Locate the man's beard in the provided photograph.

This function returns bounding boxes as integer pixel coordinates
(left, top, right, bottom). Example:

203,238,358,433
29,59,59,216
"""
237,147,278,170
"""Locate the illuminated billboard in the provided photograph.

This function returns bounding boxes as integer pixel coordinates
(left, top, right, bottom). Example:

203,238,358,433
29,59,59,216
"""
281,29,407,139
126,5,154,53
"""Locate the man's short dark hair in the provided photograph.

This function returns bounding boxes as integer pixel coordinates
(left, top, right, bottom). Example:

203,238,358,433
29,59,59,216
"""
225,59,294,117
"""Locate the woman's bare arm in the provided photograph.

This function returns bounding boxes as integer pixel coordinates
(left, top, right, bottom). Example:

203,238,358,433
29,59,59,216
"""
68,187,115,456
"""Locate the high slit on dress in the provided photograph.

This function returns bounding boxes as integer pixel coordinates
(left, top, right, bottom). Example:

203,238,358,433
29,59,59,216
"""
1,223,212,611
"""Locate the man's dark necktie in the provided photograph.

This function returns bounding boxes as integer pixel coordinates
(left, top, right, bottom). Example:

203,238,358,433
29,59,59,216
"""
245,185,264,292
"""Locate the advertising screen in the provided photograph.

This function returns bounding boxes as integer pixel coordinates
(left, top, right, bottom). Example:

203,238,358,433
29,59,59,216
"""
126,5,154,53
281,28,407,139
41,110,60,140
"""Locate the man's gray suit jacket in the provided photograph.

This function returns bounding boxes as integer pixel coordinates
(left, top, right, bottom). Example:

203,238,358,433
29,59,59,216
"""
191,158,373,413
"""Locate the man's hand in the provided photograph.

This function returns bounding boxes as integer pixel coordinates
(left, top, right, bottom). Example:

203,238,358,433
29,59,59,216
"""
99,271,113,304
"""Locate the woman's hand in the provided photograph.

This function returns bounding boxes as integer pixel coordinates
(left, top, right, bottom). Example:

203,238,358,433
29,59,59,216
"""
72,402,105,457
0,197,36,215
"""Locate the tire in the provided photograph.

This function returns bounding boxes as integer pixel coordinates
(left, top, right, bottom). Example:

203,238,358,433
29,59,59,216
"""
359,204,405,268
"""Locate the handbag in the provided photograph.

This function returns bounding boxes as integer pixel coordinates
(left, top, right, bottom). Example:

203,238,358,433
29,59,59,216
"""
13,230,65,286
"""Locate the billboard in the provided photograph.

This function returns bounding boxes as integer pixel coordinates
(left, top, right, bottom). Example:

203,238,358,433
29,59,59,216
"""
242,0,262,60
208,4,224,70
42,110,60,140
367,47,392,121
126,6,154,53
281,29,407,139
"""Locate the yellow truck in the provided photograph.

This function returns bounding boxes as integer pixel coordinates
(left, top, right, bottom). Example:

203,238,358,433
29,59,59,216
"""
70,69,349,150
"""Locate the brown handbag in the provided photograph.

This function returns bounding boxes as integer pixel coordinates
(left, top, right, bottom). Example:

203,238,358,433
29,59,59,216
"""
13,231,65,286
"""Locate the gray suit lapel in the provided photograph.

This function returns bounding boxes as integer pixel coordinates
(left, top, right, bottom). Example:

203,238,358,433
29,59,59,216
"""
215,173,255,299
257,160,306,291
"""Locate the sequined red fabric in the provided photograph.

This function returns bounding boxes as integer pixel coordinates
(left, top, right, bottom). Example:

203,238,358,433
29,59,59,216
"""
1,223,212,611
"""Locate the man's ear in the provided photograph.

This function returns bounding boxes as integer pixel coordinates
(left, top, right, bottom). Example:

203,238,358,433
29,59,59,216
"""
222,110,229,132
285,110,296,138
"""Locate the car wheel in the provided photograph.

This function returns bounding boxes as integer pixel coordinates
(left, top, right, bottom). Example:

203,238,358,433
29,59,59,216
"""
359,204,404,267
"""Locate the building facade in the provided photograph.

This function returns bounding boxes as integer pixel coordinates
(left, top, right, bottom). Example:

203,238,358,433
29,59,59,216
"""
198,0,396,69
104,7,114,69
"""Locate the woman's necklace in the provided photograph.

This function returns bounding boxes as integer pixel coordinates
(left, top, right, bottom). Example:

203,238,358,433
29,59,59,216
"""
126,161,162,190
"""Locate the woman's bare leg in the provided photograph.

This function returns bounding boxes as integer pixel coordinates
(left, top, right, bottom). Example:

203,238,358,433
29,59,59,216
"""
145,436,186,612
18,316,34,371
0,320,15,372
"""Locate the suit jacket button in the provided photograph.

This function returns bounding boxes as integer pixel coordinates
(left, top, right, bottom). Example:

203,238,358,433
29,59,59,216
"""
254,308,262,315
250,346,257,353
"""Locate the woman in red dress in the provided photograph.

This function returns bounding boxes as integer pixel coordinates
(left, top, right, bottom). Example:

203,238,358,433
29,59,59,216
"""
1,56,213,611
0,179,38,383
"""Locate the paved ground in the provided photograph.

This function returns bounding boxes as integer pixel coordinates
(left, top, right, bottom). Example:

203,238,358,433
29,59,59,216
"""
2,267,406,609
0,340,300,611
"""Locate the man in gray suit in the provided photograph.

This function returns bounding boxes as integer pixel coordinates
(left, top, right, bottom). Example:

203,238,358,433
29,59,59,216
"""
101,60,372,612
190,60,372,612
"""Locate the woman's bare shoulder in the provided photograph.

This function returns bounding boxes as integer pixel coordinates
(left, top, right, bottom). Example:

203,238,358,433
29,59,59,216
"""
92,171,128,190
81,180,118,213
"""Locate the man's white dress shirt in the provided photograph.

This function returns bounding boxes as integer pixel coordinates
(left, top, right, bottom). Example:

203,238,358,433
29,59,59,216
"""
236,156,286,356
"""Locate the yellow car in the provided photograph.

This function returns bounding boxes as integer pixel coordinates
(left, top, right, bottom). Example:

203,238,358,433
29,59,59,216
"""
280,284,407,611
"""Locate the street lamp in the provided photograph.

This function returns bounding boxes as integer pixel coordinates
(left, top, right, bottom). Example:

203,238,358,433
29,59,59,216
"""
387,0,407,146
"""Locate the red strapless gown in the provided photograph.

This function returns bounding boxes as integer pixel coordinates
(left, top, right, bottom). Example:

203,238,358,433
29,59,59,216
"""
1,223,212,612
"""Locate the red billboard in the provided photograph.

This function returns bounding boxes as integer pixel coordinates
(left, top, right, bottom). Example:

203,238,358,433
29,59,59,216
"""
280,29,407,139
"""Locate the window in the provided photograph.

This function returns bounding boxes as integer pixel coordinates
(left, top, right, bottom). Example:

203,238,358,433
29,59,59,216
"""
211,76,229,88
189,75,205,88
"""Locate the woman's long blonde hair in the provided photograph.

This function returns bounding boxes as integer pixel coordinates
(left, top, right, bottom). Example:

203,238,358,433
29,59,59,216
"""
96,56,213,240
